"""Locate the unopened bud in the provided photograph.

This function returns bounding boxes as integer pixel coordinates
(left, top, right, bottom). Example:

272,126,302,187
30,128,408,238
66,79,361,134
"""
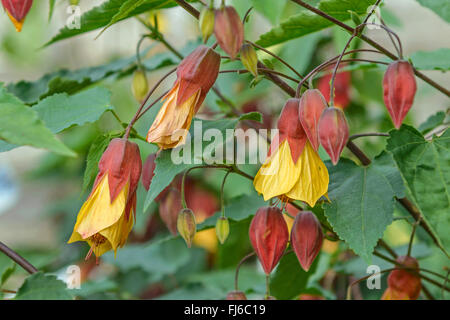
318,107,349,165
249,207,288,275
226,291,247,300
290,211,323,271
383,60,416,129
240,44,258,77
2,0,33,32
177,208,196,248
132,69,149,102
215,216,230,244
214,6,244,59
387,256,421,300
199,7,215,42
299,89,327,151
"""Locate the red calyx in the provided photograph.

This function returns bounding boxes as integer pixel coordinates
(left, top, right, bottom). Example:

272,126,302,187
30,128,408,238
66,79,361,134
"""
176,45,221,110
2,0,33,22
290,211,323,271
299,89,328,151
249,207,289,275
318,69,351,109
213,6,244,60
387,255,421,300
383,60,416,129
318,106,349,165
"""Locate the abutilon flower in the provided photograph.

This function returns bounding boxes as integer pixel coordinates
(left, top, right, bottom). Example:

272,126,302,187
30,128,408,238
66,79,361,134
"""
214,6,244,59
383,60,417,129
253,99,329,207
290,211,323,271
146,45,220,149
317,69,351,109
318,106,349,165
249,207,288,275
159,188,183,236
226,291,247,300
68,138,142,260
1,0,33,32
382,256,421,300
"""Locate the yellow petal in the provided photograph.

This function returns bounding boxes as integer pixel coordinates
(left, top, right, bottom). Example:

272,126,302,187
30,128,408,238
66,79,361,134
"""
68,175,128,241
285,141,329,207
253,140,301,201
7,12,23,32
147,83,200,149
100,207,134,255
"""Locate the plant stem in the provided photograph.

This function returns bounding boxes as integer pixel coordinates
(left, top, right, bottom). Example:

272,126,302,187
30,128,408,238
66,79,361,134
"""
0,241,38,274
349,132,389,140
220,170,232,217
246,40,306,81
235,252,255,291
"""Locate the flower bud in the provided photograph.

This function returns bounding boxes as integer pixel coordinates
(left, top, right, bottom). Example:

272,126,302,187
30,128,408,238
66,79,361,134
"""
226,291,247,300
177,208,197,248
299,89,327,151
298,293,324,300
387,256,421,300
2,0,33,32
383,60,416,129
131,69,149,102
141,153,157,191
318,107,349,165
214,6,244,59
215,216,230,244
249,207,289,275
291,211,323,271
199,7,215,42
159,189,182,236
240,43,258,77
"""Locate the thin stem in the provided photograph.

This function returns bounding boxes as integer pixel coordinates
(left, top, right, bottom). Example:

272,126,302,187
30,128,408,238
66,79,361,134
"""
235,252,256,291
0,241,38,274
407,217,421,257
220,170,232,217
135,90,169,122
380,17,401,58
290,0,450,97
349,132,389,140
124,67,176,139
135,35,147,70
220,68,300,83
378,239,398,258
365,22,403,58
246,40,305,80
346,268,395,300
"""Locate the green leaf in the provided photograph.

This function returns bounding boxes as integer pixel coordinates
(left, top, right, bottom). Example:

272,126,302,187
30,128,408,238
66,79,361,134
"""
48,0,56,21
0,85,75,157
410,48,450,71
250,0,287,25
386,125,450,256
323,152,405,262
99,0,148,37
238,111,263,123
1,263,16,286
144,118,239,211
82,132,122,194
416,0,450,23
33,87,113,133
257,0,377,47
270,251,318,300
15,272,73,300
418,111,447,134
45,0,178,47
7,48,177,104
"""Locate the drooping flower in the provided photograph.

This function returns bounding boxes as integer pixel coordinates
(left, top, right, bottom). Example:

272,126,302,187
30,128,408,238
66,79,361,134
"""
290,211,323,271
68,138,142,260
383,60,416,129
253,99,329,207
249,207,288,275
382,256,421,300
298,89,327,151
318,106,349,165
146,45,220,149
1,0,33,32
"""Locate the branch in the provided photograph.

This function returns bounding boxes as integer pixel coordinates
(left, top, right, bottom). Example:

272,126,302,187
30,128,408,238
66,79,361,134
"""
0,241,38,274
290,0,450,97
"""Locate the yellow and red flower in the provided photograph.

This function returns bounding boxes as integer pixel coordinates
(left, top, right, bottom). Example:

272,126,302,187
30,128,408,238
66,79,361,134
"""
253,99,329,207
146,45,220,149
68,138,142,260
1,0,33,32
